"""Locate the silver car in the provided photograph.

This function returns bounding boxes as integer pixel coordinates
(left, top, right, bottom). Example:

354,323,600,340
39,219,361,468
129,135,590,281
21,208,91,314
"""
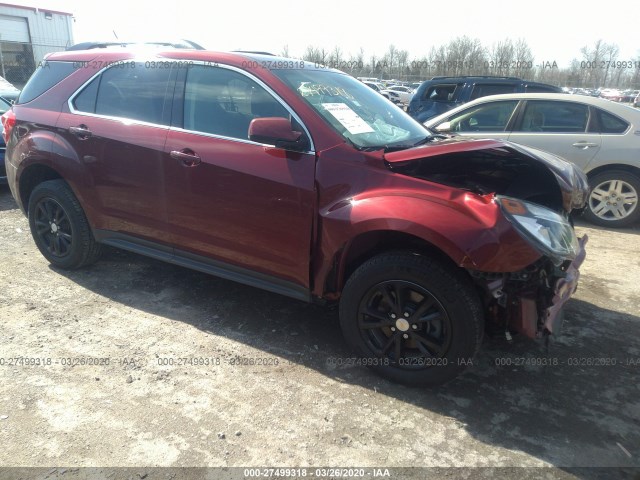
425,93,640,228
384,85,415,105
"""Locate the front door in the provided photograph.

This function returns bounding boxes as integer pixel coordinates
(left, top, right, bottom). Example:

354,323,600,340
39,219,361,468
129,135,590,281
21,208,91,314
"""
164,64,316,288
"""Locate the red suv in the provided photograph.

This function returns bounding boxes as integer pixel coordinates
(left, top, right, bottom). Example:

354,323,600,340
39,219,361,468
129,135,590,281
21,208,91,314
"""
1,48,589,386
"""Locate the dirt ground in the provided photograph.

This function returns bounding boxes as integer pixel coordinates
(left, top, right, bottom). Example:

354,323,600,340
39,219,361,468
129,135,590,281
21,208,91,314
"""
0,183,639,480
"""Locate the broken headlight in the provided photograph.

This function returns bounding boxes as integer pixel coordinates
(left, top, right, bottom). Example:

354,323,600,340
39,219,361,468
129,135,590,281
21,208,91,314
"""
496,196,579,266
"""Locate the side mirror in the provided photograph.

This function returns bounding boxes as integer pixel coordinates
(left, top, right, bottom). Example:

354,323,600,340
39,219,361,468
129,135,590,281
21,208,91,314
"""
248,117,308,151
435,121,452,133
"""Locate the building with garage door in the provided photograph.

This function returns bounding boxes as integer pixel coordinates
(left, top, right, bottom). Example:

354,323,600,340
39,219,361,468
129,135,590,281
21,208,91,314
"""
0,3,74,88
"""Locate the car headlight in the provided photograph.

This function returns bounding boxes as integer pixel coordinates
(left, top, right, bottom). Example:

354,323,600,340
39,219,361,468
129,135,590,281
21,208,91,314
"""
496,196,579,266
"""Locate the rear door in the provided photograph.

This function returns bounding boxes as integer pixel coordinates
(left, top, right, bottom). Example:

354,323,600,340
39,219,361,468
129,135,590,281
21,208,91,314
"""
163,63,316,290
508,100,600,170
57,62,175,242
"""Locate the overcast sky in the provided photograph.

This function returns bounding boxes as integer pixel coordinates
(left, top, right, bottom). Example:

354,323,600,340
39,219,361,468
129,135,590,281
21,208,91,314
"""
10,0,640,67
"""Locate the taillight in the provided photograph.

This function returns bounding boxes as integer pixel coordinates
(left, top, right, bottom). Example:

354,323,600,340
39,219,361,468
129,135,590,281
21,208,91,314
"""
1,109,16,144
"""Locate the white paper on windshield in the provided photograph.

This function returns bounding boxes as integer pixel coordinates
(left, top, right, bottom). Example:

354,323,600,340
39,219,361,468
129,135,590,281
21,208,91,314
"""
322,103,374,135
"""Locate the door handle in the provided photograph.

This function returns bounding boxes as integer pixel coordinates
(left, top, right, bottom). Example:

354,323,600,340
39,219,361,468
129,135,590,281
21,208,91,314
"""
69,125,92,140
170,149,201,167
572,142,598,149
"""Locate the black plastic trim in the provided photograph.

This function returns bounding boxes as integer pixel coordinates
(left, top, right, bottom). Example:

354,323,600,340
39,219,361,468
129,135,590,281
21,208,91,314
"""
93,230,311,302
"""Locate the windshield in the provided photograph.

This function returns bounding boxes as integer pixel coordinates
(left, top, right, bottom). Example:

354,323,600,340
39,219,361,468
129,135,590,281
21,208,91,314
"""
273,69,430,149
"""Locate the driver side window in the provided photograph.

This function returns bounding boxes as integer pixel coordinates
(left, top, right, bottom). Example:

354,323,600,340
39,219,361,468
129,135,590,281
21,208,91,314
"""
184,65,290,140
448,100,518,132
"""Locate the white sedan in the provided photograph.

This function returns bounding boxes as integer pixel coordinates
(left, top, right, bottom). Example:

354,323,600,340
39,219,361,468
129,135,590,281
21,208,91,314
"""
383,85,414,105
362,81,402,105
425,93,640,228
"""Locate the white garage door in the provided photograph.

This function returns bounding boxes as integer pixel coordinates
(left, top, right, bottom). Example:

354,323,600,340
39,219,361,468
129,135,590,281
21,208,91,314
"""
0,15,30,43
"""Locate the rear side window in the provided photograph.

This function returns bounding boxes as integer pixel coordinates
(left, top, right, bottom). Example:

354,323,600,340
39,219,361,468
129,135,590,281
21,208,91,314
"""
72,76,99,113
516,101,589,133
469,83,517,101
18,61,76,104
525,84,560,93
423,84,458,101
72,62,173,125
596,109,629,134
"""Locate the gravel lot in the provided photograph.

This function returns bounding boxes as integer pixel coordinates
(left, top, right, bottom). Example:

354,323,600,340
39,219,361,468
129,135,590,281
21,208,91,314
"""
0,183,639,480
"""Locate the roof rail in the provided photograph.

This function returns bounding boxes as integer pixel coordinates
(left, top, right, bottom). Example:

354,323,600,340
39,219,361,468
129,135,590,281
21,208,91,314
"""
66,39,205,51
233,51,276,56
430,75,522,80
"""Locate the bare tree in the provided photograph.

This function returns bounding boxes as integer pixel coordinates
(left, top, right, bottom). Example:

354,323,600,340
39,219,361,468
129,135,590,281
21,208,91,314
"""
397,49,409,79
386,44,397,76
328,46,343,68
489,39,515,76
566,58,584,87
434,36,487,76
302,45,321,64
513,38,534,78
581,39,605,88
429,45,447,76
601,42,620,87
292,40,636,87
632,53,640,88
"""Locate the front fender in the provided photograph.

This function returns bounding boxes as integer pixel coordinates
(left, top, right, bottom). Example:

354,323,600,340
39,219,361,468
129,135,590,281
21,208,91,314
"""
313,191,540,296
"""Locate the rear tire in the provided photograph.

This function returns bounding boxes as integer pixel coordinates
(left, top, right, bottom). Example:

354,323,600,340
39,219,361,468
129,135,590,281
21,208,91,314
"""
339,252,484,387
28,180,102,269
583,170,640,228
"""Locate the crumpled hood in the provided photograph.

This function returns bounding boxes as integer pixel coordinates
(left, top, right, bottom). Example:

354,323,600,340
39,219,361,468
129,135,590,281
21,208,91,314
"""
385,137,590,213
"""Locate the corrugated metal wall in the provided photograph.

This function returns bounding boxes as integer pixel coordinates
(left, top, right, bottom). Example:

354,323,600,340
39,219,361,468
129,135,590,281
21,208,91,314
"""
0,4,73,87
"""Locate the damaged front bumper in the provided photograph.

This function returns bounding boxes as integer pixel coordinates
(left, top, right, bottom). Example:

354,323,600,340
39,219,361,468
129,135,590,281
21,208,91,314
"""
472,235,588,339
543,235,588,335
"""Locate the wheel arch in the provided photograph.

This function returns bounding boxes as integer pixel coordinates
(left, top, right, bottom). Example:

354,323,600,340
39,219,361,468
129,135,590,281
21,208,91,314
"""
585,163,640,180
321,229,466,300
18,163,64,213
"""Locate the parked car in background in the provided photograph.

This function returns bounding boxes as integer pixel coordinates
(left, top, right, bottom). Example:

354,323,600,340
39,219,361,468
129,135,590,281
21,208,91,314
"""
634,92,640,108
384,85,415,105
425,93,640,227
363,80,386,93
363,81,402,104
598,89,624,102
408,76,563,123
0,96,10,182
0,76,21,104
2,49,589,386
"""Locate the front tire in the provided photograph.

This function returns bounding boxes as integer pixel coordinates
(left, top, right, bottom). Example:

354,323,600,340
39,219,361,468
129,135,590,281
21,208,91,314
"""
339,252,484,387
583,170,640,228
28,180,102,269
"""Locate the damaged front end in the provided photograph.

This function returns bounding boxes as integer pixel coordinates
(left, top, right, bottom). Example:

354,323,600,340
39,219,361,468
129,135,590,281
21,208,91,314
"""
471,193,589,338
470,235,587,338
385,138,589,339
